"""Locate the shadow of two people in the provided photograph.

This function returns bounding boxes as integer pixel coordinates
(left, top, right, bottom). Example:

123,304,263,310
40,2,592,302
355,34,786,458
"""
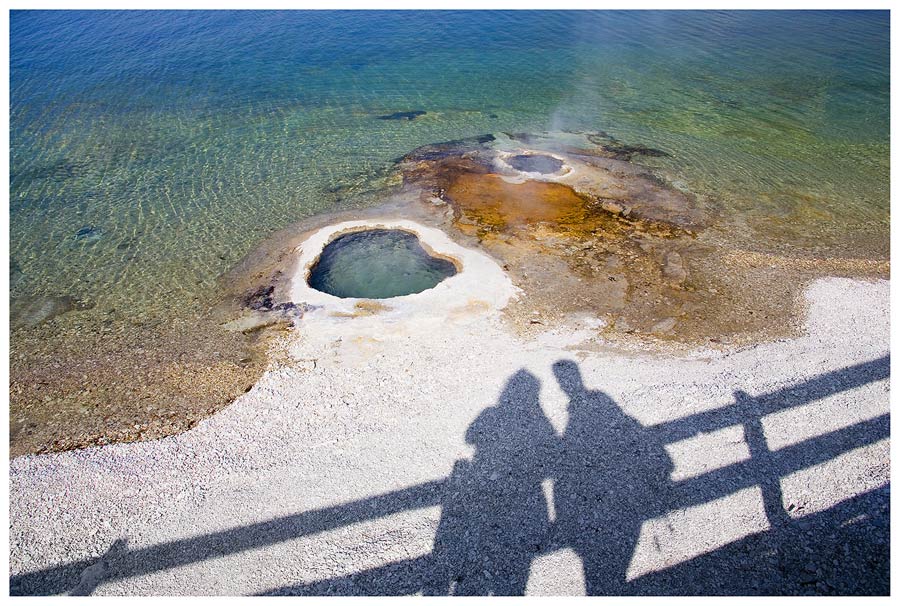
425,360,673,595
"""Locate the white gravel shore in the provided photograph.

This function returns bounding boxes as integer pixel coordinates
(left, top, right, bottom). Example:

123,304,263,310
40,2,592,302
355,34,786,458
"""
9,275,890,596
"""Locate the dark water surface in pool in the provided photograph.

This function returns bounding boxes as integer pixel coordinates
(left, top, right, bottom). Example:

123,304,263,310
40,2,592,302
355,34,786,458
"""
8,10,890,453
507,154,566,175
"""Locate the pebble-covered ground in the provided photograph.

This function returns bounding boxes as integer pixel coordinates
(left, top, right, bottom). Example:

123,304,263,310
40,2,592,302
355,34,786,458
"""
9,276,889,596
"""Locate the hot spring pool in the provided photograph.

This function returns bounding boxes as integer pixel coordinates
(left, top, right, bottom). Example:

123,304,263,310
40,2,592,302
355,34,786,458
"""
506,153,565,175
307,229,458,299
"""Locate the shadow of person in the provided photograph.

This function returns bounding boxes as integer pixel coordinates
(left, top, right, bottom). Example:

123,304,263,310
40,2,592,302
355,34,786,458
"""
424,369,559,595
551,360,674,595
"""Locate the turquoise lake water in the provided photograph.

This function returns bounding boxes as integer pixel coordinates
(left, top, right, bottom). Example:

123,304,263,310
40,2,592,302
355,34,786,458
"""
10,9,890,320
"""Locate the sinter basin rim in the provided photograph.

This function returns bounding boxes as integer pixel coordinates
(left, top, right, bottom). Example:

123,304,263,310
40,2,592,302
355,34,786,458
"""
288,218,517,317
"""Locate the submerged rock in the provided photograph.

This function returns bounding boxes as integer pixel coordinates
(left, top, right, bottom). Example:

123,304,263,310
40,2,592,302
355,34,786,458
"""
586,132,670,161
11,295,91,329
601,143,670,162
377,110,426,121
396,134,495,164
74,225,102,243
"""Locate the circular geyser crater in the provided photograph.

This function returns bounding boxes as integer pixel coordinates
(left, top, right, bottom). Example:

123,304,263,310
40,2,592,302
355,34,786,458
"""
308,229,458,299
506,153,565,175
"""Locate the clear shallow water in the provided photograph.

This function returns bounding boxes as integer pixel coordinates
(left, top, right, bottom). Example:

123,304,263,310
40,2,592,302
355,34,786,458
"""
308,229,457,299
10,10,890,313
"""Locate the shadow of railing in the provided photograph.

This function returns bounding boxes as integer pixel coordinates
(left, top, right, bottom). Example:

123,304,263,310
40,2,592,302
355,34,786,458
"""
626,485,890,595
10,355,890,596
257,485,889,596
10,479,447,596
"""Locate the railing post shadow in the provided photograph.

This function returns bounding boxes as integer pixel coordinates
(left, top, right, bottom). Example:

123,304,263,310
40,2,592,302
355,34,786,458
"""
736,389,793,530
